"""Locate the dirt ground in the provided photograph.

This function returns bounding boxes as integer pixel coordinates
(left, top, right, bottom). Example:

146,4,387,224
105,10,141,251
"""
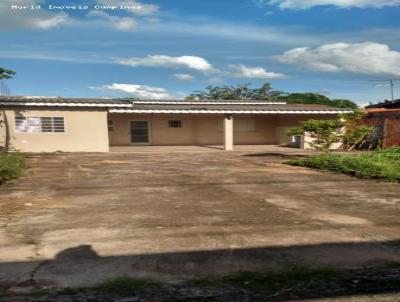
1,148,400,297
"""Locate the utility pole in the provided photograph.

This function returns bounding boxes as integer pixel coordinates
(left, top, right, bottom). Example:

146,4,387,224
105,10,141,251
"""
0,81,11,96
370,79,400,101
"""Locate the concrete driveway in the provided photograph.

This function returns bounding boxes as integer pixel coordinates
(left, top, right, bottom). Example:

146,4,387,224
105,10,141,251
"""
1,148,400,290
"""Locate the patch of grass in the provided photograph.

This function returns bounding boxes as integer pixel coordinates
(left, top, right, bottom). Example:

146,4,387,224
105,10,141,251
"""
286,148,400,182
0,153,26,184
97,277,159,295
190,265,337,294
219,266,337,292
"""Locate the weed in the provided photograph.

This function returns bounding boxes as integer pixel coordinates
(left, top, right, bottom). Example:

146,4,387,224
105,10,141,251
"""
286,148,400,182
97,277,158,295
0,153,26,184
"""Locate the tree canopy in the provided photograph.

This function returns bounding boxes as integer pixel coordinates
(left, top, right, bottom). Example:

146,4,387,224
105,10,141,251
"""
0,67,16,80
185,83,358,109
278,93,358,109
185,83,282,101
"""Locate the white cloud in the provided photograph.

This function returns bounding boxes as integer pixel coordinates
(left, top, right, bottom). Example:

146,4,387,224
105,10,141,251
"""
116,55,214,71
261,0,400,9
276,42,400,76
142,21,321,46
90,83,172,99
227,64,285,79
96,0,159,15
0,0,72,30
174,73,195,81
34,13,72,29
87,11,137,31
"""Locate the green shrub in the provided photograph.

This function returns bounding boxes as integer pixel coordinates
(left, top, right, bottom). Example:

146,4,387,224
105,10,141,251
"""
286,148,400,182
0,153,26,184
97,277,158,294
220,266,337,292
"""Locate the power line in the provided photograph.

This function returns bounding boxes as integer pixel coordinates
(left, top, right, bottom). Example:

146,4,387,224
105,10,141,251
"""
369,79,400,101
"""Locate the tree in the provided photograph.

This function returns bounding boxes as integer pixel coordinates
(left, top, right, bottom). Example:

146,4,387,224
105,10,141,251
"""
287,119,344,152
340,111,373,151
185,83,283,100
186,83,358,109
0,67,16,80
0,67,16,153
286,110,373,152
278,93,358,109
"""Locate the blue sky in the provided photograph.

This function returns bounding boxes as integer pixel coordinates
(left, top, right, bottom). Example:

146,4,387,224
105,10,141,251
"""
1,0,400,104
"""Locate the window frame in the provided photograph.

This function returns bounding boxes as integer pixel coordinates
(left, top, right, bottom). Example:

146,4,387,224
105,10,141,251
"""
14,116,65,133
107,120,114,132
168,120,183,128
217,119,256,132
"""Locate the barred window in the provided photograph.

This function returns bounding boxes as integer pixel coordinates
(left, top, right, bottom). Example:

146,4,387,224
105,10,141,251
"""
108,120,114,132
168,120,182,128
15,116,65,133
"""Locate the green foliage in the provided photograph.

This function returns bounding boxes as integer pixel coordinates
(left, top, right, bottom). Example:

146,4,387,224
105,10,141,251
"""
97,277,158,294
287,119,343,152
220,266,337,292
186,83,282,100
186,83,358,108
340,111,373,150
0,67,16,80
285,127,303,136
286,110,373,152
0,153,26,184
278,93,358,109
286,148,400,182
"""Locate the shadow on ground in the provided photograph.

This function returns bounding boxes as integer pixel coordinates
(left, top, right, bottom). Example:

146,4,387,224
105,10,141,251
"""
242,152,298,158
2,239,400,301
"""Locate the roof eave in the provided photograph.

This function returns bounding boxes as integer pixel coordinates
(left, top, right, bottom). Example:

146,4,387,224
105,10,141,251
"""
0,102,132,108
108,109,353,114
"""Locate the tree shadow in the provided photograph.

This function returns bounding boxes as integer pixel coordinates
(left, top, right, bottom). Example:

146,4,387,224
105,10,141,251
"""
1,240,400,300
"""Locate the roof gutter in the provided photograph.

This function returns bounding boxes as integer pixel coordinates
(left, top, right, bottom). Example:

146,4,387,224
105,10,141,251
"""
0,102,132,108
109,109,353,114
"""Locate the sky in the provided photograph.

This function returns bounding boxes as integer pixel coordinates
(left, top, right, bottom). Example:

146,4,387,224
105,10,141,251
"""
1,0,400,104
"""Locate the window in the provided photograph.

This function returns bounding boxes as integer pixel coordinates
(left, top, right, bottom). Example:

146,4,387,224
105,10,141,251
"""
236,120,256,132
168,120,182,128
108,120,114,132
217,119,256,132
15,116,65,133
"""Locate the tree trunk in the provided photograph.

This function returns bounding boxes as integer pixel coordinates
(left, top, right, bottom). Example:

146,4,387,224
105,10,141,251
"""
2,110,10,153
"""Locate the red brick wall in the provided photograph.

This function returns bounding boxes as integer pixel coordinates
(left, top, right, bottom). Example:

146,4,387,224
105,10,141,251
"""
364,112,400,147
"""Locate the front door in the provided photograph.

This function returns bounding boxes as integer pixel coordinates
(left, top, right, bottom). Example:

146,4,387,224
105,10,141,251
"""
130,121,150,144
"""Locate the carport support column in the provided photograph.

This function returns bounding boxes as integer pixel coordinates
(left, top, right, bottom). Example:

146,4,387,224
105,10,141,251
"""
223,115,234,151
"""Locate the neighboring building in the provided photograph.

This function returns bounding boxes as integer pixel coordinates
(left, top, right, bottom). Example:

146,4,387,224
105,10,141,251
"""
365,100,400,148
0,96,352,152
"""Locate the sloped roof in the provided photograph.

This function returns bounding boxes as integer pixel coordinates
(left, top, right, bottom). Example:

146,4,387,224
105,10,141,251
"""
0,96,354,114
366,99,400,109
0,96,132,107
111,102,353,114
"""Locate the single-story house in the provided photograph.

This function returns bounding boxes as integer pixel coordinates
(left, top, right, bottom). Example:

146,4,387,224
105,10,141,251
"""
0,96,353,152
365,99,400,148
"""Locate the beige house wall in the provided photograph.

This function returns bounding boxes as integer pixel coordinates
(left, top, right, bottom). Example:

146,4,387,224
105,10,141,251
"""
0,109,340,152
0,109,109,152
108,113,338,146
108,114,279,146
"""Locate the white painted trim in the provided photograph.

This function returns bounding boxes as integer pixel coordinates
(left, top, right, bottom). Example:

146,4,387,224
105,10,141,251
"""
132,101,287,105
0,102,132,107
109,109,353,114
